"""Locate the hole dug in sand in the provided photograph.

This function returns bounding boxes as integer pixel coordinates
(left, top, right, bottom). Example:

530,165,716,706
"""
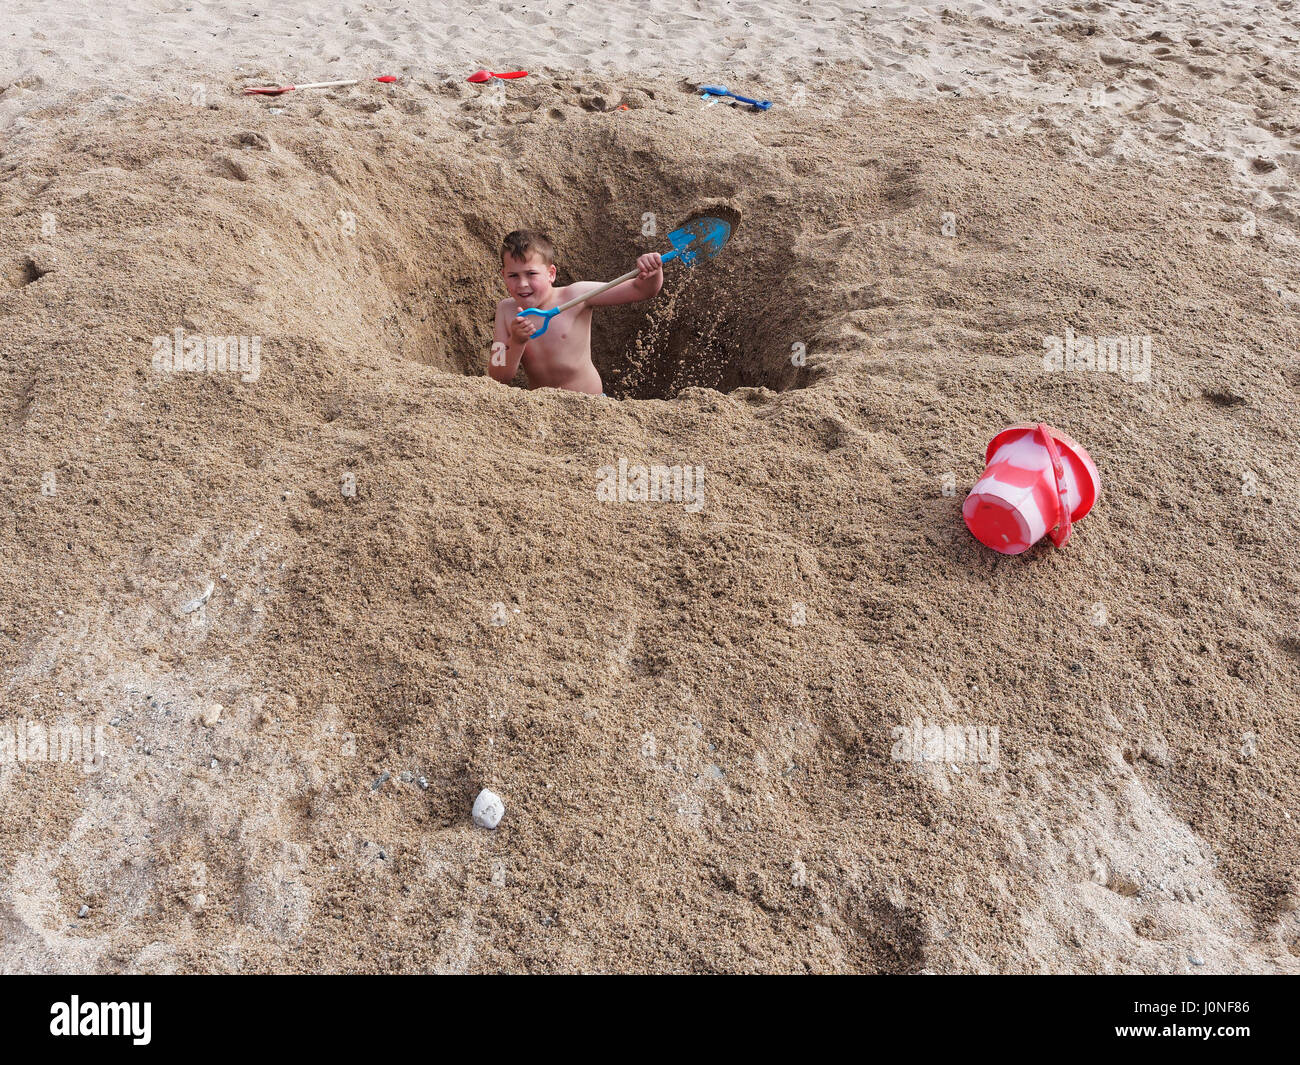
311,122,819,400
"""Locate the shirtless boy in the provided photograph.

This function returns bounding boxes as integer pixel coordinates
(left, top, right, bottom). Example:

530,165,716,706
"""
488,229,663,396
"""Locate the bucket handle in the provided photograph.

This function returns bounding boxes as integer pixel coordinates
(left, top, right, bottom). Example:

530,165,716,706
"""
1037,423,1073,547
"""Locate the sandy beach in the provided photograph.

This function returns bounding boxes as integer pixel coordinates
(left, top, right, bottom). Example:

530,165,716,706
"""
1,1,1298,973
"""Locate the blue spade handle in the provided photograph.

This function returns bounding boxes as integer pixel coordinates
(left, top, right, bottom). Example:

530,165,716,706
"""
513,306,559,338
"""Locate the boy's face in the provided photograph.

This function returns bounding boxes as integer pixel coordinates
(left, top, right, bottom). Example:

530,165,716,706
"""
501,251,557,307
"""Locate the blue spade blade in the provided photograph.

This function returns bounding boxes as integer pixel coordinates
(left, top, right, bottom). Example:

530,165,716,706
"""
664,216,732,267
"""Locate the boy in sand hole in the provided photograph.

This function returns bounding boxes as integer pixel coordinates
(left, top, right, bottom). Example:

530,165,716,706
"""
489,229,663,395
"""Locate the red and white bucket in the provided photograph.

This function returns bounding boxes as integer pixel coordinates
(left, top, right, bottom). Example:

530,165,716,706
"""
962,423,1100,554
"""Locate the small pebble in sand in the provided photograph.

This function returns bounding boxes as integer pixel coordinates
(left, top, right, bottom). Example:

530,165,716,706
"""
180,581,214,614
417,776,429,790
201,703,222,727
77,905,89,918
371,771,391,791
399,771,413,783
189,893,207,914
472,788,505,829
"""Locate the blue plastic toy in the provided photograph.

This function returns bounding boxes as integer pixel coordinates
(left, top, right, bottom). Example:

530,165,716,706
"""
700,85,772,111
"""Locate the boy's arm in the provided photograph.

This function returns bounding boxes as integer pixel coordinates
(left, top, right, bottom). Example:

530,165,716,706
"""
584,253,664,307
488,300,528,383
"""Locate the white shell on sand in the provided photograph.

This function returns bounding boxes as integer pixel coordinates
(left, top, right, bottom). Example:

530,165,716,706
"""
472,789,504,830
180,581,214,614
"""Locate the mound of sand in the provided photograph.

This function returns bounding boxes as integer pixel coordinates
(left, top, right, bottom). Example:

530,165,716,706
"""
1,66,1299,972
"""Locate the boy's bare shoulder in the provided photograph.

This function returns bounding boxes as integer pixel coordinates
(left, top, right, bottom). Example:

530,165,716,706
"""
556,281,601,303
496,296,518,314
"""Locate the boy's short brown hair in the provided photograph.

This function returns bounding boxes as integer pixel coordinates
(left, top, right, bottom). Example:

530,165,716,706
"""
501,229,555,267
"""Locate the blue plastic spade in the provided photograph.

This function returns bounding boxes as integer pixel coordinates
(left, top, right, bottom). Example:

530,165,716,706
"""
700,85,772,111
516,216,732,338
